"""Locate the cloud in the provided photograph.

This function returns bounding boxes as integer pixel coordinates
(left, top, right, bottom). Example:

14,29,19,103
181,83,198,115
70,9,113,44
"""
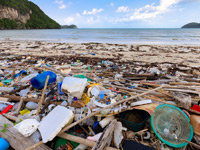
76,13,81,17
116,0,182,22
110,2,114,7
54,0,71,9
116,6,130,13
83,8,104,15
181,0,200,3
64,17,74,24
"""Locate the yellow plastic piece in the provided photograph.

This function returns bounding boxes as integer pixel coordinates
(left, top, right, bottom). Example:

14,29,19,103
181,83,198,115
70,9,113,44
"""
20,109,30,115
82,93,90,104
42,61,45,64
87,83,100,88
0,82,3,87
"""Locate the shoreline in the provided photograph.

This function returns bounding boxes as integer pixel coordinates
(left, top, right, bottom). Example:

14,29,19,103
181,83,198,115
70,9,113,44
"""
2,39,200,46
1,40,200,67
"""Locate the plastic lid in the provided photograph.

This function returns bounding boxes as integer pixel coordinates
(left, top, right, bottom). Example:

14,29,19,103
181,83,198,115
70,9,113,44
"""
151,104,193,148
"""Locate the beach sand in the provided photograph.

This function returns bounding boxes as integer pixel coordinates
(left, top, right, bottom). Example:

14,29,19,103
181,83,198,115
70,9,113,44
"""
1,41,200,67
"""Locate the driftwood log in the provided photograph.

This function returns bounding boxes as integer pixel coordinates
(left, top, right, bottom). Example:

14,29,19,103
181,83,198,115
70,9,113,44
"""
92,119,117,150
0,115,52,150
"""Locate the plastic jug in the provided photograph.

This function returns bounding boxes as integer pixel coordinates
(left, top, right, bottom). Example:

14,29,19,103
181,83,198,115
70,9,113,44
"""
31,71,56,90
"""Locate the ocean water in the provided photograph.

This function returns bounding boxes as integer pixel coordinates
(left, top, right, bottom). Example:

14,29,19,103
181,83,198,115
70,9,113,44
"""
0,28,200,45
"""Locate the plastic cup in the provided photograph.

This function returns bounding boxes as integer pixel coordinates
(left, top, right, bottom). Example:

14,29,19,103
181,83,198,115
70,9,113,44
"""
0,138,9,150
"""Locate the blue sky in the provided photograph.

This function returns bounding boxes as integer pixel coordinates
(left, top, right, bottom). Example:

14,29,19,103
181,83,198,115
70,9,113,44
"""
30,0,200,28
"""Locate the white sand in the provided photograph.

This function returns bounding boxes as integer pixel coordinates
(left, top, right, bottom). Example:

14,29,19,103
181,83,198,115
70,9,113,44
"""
1,41,200,67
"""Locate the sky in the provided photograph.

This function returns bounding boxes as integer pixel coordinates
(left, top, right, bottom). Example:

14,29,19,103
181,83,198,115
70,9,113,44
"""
29,0,200,28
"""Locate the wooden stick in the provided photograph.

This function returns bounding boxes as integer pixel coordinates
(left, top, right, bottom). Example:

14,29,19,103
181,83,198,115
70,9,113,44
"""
170,82,200,86
181,139,200,149
80,126,90,136
164,88,199,94
58,133,117,150
89,69,96,77
12,69,16,79
2,114,17,122
15,97,24,114
103,83,144,93
36,75,49,115
25,141,44,150
88,126,95,136
27,86,164,149
1,95,59,105
156,89,173,98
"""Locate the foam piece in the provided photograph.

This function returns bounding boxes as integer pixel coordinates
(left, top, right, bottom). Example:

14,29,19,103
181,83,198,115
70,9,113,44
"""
61,77,87,99
99,116,114,128
114,122,123,148
38,105,74,143
14,119,40,137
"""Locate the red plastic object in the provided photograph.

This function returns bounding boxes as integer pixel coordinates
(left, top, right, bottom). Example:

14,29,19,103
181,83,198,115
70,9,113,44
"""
0,104,13,114
191,104,200,112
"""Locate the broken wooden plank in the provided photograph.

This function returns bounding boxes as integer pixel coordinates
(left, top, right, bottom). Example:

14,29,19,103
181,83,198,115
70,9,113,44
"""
92,119,117,150
0,97,10,102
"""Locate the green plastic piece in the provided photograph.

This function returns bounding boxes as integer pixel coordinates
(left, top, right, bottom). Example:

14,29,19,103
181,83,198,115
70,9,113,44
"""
151,104,193,148
54,133,79,150
74,74,92,81
2,79,13,84
88,66,91,70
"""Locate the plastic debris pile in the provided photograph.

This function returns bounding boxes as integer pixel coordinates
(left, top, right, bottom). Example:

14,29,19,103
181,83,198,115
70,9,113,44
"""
0,53,200,150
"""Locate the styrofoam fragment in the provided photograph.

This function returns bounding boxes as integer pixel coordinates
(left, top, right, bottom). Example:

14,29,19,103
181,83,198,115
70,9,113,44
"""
14,119,40,137
38,105,73,143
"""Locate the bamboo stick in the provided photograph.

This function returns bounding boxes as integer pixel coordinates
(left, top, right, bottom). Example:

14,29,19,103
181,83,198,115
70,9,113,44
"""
58,133,117,150
170,82,200,86
36,75,49,115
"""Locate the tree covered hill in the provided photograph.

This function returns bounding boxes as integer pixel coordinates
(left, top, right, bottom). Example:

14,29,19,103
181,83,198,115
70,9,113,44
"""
182,22,200,28
61,24,78,29
0,0,61,29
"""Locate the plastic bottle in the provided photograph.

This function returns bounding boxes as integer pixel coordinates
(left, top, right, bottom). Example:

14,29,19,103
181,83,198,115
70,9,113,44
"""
0,87,14,92
31,71,56,90
20,73,38,82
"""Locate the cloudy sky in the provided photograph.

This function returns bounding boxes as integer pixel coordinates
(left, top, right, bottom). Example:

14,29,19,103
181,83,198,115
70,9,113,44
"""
30,0,200,28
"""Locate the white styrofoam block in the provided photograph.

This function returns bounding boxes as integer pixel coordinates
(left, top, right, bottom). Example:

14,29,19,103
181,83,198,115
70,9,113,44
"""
38,105,73,143
61,77,87,99
14,119,40,137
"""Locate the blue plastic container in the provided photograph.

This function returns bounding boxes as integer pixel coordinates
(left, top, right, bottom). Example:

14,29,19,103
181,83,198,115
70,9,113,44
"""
31,71,56,90
0,138,9,150
58,82,64,95
14,70,27,78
